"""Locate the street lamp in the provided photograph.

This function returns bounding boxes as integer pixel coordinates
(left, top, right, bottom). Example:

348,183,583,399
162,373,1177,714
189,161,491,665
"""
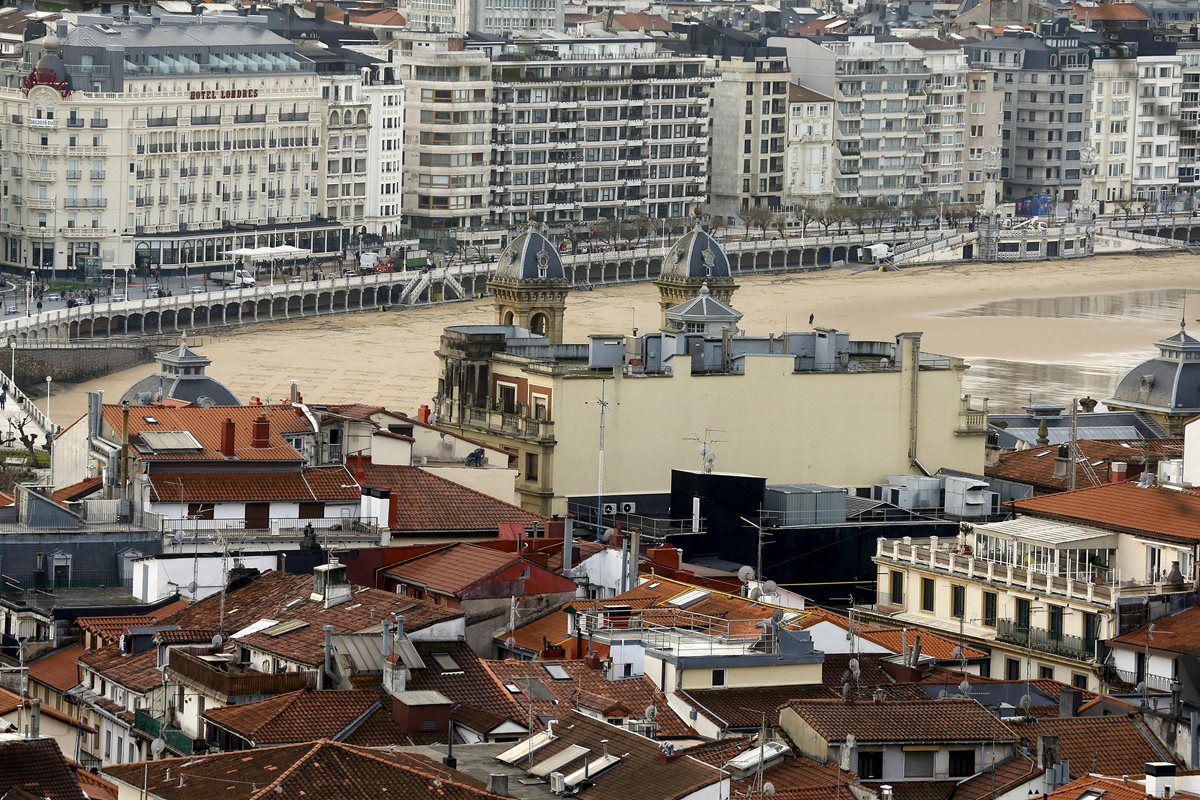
44,375,52,437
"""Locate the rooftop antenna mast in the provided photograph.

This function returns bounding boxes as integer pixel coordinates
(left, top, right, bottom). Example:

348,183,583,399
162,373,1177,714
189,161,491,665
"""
590,381,613,538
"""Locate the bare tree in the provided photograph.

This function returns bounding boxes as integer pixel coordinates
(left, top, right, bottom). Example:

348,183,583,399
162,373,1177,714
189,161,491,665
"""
12,417,40,467
739,205,777,238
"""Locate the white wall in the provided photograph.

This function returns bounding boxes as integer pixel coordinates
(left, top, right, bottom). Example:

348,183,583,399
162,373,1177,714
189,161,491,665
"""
804,620,891,655
420,464,519,504
1185,417,1200,486
133,554,279,602
574,548,628,597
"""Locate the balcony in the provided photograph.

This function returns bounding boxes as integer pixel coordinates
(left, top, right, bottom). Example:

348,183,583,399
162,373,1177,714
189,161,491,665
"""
67,118,85,128
90,170,105,181
90,118,108,128
146,117,178,128
454,403,555,443
997,618,1097,662
234,113,267,124
66,198,106,208
133,710,202,757
957,395,988,434
28,170,55,182
166,648,315,703
190,115,220,126
65,170,82,181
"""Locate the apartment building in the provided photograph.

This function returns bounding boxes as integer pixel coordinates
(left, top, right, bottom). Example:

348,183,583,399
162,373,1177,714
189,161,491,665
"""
1091,55,1137,204
1131,51,1181,203
472,35,713,228
0,15,347,276
964,20,1102,205
1178,41,1200,195
774,36,933,208
389,32,492,249
962,67,1004,205
671,25,788,215
403,0,563,36
912,39,967,204
783,83,834,207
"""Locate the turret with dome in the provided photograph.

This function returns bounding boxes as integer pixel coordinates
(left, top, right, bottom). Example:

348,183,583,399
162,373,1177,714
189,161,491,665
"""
489,225,572,344
655,225,738,325
1105,320,1200,434
121,335,241,407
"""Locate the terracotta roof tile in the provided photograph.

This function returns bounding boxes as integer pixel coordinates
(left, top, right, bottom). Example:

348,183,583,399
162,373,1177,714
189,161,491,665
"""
1112,605,1200,654
101,404,311,463
1014,481,1200,541
686,744,861,800
986,440,1180,492
384,543,528,595
362,464,542,531
405,641,521,734
1068,2,1148,21
202,689,380,744
27,644,84,693
76,770,118,800
784,698,1017,743
952,757,1043,800
52,476,103,504
610,10,672,30
102,740,505,800
77,615,159,641
795,608,987,660
148,466,360,503
1039,775,1185,800
0,687,95,732
324,403,385,421
1007,715,1177,778
485,659,691,738
0,738,87,800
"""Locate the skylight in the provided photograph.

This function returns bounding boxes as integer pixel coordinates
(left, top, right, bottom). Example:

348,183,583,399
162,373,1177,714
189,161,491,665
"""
543,663,571,681
666,588,711,608
142,416,159,424
432,652,462,673
505,683,523,694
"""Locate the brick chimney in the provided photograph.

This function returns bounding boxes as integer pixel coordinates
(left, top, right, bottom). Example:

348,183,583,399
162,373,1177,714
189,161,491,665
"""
1111,461,1128,483
251,413,270,449
647,545,683,571
221,418,236,457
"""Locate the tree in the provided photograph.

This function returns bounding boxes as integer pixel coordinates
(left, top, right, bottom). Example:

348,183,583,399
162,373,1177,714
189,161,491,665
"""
12,417,40,468
945,202,976,228
739,205,777,238
863,201,893,233
795,203,817,236
907,198,933,228
1114,197,1135,220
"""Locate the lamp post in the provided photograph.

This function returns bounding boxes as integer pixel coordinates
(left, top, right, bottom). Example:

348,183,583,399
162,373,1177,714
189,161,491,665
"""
44,375,52,437
25,270,33,317
7,336,14,383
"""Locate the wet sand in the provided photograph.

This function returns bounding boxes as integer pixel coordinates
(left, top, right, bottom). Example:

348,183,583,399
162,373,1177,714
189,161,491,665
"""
46,252,1200,424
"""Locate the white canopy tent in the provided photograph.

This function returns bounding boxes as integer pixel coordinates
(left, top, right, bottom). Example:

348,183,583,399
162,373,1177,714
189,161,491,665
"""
230,245,311,262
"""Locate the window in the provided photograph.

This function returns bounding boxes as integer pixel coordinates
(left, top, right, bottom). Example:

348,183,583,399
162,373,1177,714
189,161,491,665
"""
905,751,935,778
711,669,726,688
1039,665,1054,680
890,570,904,605
921,578,935,612
187,502,215,521
858,751,883,779
1083,612,1099,650
525,453,539,481
1016,598,1031,631
949,750,975,778
982,592,997,627
298,502,325,519
1048,605,1064,640
1005,658,1021,680
951,585,966,619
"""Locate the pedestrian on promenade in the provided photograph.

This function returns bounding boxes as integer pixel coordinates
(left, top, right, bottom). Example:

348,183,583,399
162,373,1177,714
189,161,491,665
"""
36,301,42,314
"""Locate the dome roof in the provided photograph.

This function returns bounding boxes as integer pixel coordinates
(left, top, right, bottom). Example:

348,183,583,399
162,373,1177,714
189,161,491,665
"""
493,229,565,282
1108,328,1200,413
665,283,743,327
120,336,241,407
661,227,731,281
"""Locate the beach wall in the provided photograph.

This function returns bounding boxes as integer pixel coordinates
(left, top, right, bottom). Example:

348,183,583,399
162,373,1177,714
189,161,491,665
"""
12,343,156,391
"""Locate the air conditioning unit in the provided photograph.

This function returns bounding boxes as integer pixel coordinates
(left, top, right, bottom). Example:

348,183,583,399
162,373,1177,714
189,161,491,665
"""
620,501,637,514
601,502,618,515
549,772,566,794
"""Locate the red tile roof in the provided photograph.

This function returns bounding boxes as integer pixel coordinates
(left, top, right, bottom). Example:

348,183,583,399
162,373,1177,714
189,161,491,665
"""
27,645,84,693
1007,715,1177,778
102,740,506,800
686,744,861,800
790,83,833,103
202,689,381,745
784,698,1016,744
52,477,102,504
148,466,360,503
76,599,188,642
0,687,95,732
986,440,1179,492
362,464,542,531
1014,481,1200,541
1111,604,1200,654
1038,775,1183,800
76,770,117,800
1067,2,1148,21
101,404,311,463
384,542,572,597
0,738,87,800
485,659,691,738
324,403,385,421
405,641,523,736
609,10,672,30
795,607,988,660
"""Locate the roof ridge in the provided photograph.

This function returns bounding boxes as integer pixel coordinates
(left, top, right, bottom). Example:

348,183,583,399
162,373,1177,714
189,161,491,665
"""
248,740,325,800
322,739,503,793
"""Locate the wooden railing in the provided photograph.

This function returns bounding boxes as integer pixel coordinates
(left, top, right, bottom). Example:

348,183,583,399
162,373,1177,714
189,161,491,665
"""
166,649,314,700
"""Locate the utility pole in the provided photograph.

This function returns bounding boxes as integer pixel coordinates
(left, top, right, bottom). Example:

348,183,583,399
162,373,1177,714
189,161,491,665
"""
594,381,609,538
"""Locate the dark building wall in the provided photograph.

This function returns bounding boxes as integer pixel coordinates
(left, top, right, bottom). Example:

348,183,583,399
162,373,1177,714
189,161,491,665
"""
0,531,162,588
14,345,156,390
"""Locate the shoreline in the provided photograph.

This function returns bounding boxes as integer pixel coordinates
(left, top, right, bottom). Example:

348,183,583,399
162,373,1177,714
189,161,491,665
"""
43,252,1199,424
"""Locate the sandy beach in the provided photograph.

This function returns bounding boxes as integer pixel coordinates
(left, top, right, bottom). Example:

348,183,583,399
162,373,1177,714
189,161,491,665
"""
45,252,1199,424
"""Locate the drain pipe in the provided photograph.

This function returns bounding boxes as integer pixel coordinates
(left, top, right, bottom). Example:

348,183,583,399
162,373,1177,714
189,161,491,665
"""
902,332,931,477
323,624,334,688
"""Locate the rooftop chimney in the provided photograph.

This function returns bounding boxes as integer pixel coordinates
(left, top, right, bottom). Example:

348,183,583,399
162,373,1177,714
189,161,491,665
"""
382,618,393,658
1111,461,1128,483
28,698,40,739
310,559,353,608
323,624,335,686
487,775,510,796
221,418,236,458
1058,686,1082,718
251,413,270,449
1053,444,1072,481
1146,763,1178,799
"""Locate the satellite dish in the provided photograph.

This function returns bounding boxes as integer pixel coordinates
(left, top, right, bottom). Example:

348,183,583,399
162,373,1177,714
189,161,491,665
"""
600,528,615,544
211,634,224,648
505,636,517,651
849,658,861,678
644,705,658,720
938,689,948,698
841,670,851,683
763,783,776,797
771,609,786,625
958,679,971,695
762,580,778,595
845,734,856,749
737,565,755,583
841,682,851,698
151,738,166,758
186,581,198,594
749,587,762,601
1018,693,1032,713
1135,681,1147,696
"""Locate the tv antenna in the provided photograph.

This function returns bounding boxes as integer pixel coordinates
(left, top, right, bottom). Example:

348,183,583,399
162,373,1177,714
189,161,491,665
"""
685,428,724,474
